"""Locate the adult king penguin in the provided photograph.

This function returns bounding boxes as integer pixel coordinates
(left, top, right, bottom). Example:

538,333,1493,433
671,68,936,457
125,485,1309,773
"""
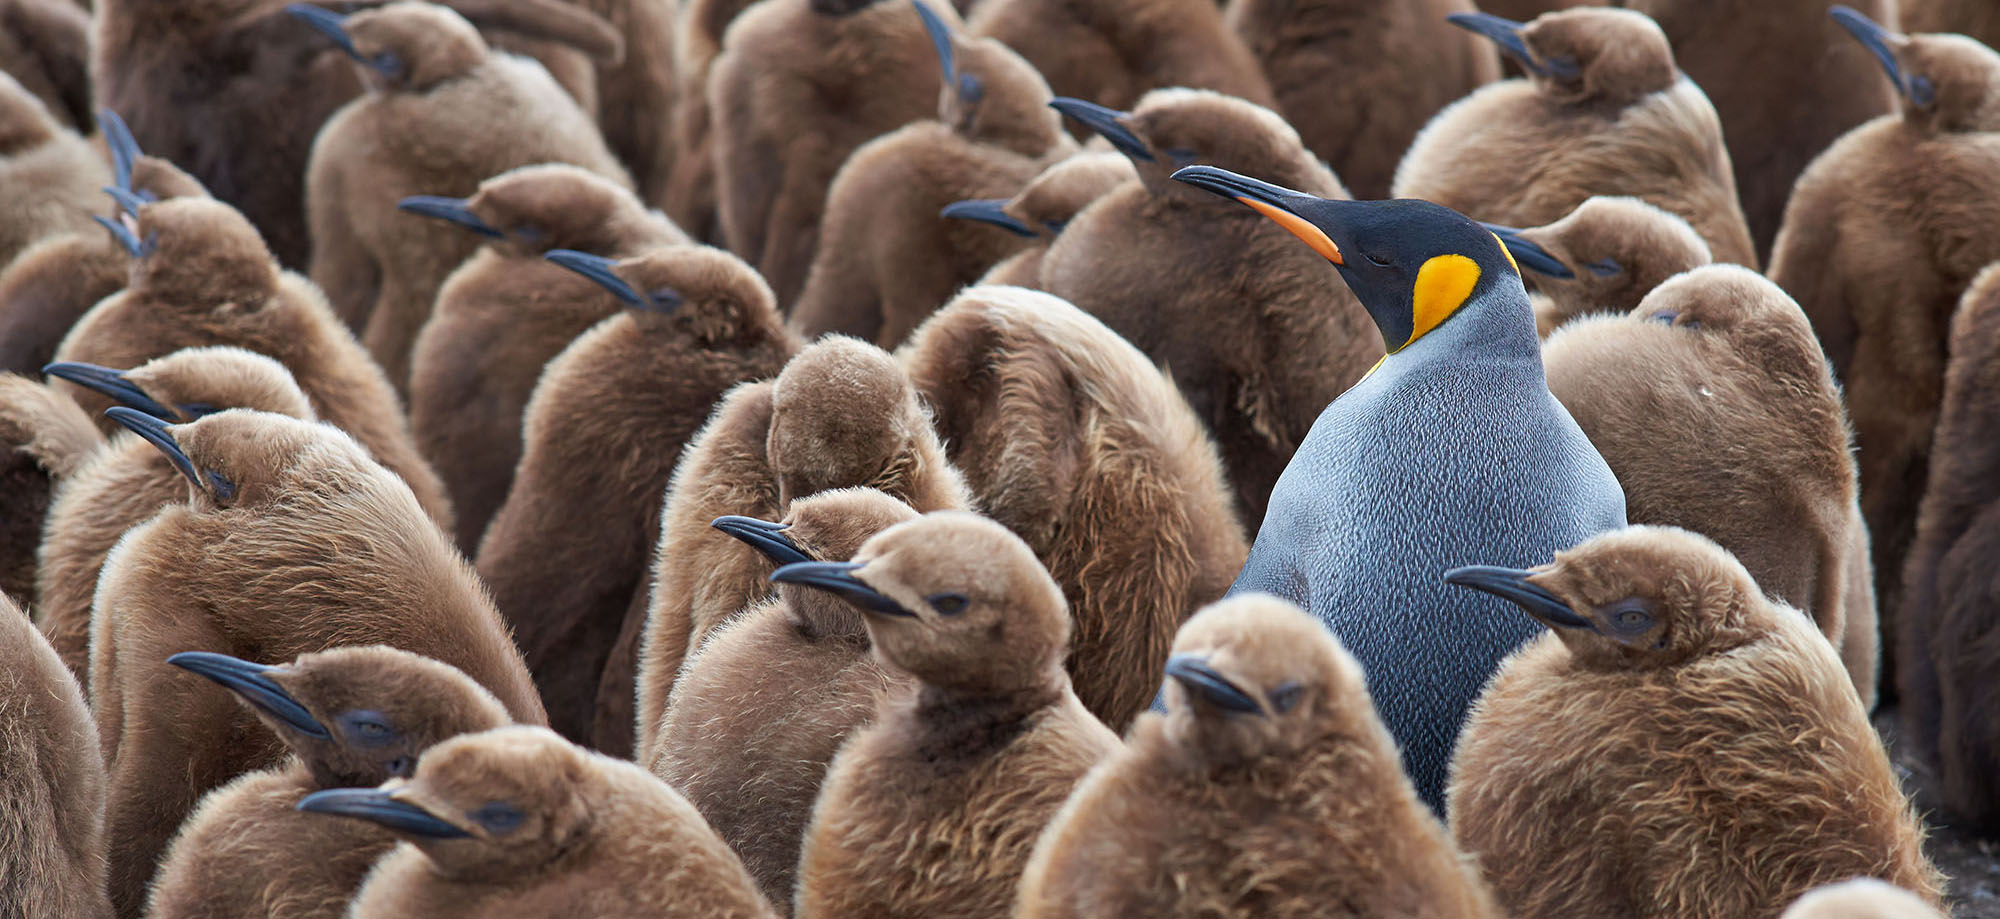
1171,166,1626,811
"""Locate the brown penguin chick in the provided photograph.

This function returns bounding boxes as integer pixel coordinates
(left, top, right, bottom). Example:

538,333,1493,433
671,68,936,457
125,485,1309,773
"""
966,0,1273,133
949,151,1133,288
790,2,1076,348
1441,525,1943,919
0,591,110,919
0,371,99,603
1485,195,1713,338
1393,7,1758,268
1036,88,1380,524
659,0,760,243
302,1,631,392
0,0,90,130
1768,12,2000,636
0,112,211,378
650,488,919,909
405,163,687,551
711,0,951,307
312,726,778,918
780,512,1122,919
1904,0,2000,53
1225,0,1498,200
475,244,797,754
1896,262,2000,831
146,646,512,919
631,336,973,762
1622,0,1899,257
575,0,679,204
0,70,106,269
33,346,312,688
898,286,1247,729
90,409,544,916
1016,595,1502,919
92,0,624,270
50,196,455,532
1781,880,1950,919
1542,266,1878,702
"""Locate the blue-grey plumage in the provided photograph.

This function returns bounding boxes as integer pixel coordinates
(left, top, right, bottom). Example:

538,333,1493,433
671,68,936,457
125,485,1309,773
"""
1172,165,1626,812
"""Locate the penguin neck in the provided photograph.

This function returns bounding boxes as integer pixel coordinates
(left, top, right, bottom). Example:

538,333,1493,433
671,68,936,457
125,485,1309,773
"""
1381,280,1545,379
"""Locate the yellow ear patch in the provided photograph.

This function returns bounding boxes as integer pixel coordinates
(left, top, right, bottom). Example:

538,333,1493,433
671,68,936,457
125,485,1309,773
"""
1401,254,1481,351
1492,231,1519,275
1237,197,1344,265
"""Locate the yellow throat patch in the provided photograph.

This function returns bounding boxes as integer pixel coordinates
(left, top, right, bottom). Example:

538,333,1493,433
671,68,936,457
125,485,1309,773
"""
1400,253,1481,352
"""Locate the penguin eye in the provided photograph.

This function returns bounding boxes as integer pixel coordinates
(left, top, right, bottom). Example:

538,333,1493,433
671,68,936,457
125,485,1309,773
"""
926,592,969,615
1267,681,1304,714
339,710,396,745
1604,600,1655,634
1909,75,1936,107
1043,219,1067,235
206,470,237,503
1648,309,1678,325
1363,251,1391,268
370,52,403,79
470,801,525,836
1586,258,1622,277
385,756,413,777
648,288,685,310
1163,147,1199,168
177,403,217,420
957,74,984,104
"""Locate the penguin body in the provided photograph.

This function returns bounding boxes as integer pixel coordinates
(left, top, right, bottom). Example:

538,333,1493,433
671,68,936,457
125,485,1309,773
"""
658,0,761,242
0,370,98,604
1485,196,1712,337
0,0,89,130
0,69,105,268
1905,0,2000,51
1173,165,1625,810
0,590,109,919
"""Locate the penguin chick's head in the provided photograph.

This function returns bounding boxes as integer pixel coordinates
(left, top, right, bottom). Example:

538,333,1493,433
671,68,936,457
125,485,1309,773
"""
289,1,486,92
1160,595,1371,763
298,726,595,880
1443,525,1768,672
545,243,777,345
402,164,649,257
1173,166,1521,355
45,346,311,426
1622,264,1830,387
168,645,510,789
1448,8,1677,107
913,0,1057,149
770,511,1070,694
766,337,920,504
941,152,1134,241
713,487,921,637
118,197,281,309
1051,89,1330,197
1832,5,2000,133
1488,196,1712,324
104,407,375,512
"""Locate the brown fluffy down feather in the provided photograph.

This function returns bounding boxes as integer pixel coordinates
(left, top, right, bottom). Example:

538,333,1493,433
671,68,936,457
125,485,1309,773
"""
1780,879,1948,919
90,410,543,917
970,151,1133,288
898,285,1247,730
1017,595,1501,919
1896,262,2000,832
0,0,90,130
1225,0,1498,200
1446,526,1941,919
0,69,105,270
50,196,455,533
710,0,947,308
0,590,109,919
1904,0,2000,51
631,335,972,762
1767,28,2000,665
0,371,99,604
1393,7,1756,268
35,347,312,689
659,0,760,243
1542,266,1878,703
470,243,796,756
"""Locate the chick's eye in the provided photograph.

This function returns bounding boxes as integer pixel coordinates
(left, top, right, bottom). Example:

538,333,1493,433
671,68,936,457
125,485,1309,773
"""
1586,258,1622,277
385,757,413,777
1163,147,1199,167
1267,681,1304,714
470,801,524,835
1606,600,1654,632
339,710,396,745
926,593,969,615
1909,75,1936,107
206,471,237,502
1648,309,1679,325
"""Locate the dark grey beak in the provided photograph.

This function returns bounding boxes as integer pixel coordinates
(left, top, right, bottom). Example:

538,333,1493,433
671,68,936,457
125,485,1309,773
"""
712,515,811,566
1442,565,1595,631
940,199,1036,237
1482,223,1575,280
770,561,914,617
1164,653,1262,715
1049,98,1154,162
296,788,470,839
168,651,330,739
396,196,502,238
43,361,175,419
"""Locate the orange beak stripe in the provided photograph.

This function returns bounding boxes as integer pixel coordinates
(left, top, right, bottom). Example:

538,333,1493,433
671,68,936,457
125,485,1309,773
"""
1237,197,1343,265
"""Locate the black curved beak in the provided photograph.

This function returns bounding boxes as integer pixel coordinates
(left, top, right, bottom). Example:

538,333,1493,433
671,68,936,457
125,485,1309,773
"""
169,651,329,738
105,405,207,492
1049,98,1154,163
296,788,470,838
93,215,144,258
287,4,364,61
97,110,145,195
1447,12,1575,78
544,249,660,311
770,561,914,617
1482,223,1574,280
103,185,150,220
712,515,811,567
1171,165,1346,266
913,0,955,83
1164,653,1262,715
940,199,1036,237
396,195,501,238
1831,6,1912,99
1442,565,1595,631
43,362,175,419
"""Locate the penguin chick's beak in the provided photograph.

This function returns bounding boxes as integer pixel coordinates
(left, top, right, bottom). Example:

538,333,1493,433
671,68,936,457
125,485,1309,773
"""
296,788,471,839
167,651,331,739
286,4,365,61
1048,98,1154,163
1163,654,1263,715
543,249,683,312
93,215,146,258
1171,165,1345,266
97,109,145,194
769,561,915,617
712,515,812,566
1446,12,1577,79
42,362,176,420
1481,224,1575,280
940,199,1037,237
1442,565,1596,631
103,185,151,219
913,0,955,84
1831,6,1928,104
396,196,503,239
105,406,212,492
